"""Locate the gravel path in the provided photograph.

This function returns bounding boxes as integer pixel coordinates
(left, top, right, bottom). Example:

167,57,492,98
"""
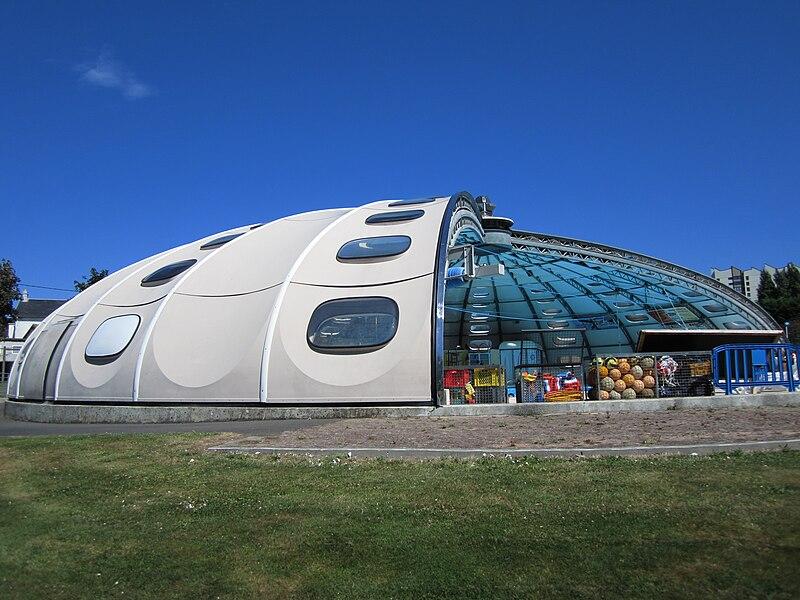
220,407,800,450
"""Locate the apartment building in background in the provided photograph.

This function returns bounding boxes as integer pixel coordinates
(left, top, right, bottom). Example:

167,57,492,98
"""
710,263,796,303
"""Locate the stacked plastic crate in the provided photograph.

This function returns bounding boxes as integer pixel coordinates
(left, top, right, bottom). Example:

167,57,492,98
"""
443,366,506,404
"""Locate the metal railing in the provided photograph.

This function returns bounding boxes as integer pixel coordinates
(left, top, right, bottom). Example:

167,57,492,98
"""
712,344,799,394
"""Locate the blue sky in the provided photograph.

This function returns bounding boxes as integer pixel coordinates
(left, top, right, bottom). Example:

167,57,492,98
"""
2,1,798,299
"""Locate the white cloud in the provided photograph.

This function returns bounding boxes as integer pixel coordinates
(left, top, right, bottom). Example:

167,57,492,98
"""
75,54,154,99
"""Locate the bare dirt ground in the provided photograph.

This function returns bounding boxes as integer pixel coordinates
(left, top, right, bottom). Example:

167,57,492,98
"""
221,407,800,449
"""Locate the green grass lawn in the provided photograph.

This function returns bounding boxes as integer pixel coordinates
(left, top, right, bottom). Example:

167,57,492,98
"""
1,435,798,599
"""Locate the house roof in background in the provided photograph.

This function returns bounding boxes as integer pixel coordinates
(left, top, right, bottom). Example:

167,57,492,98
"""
16,299,68,322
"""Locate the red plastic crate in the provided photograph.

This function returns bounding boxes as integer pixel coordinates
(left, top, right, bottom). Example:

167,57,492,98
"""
444,369,470,388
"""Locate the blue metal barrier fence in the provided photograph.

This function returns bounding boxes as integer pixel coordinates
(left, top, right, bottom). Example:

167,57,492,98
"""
712,344,799,394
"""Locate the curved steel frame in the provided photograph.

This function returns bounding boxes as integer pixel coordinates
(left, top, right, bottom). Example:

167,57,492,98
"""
510,230,777,330
431,192,483,404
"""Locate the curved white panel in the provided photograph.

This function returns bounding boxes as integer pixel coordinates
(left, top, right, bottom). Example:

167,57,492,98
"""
150,289,277,389
291,199,449,287
100,226,250,307
177,209,347,297
266,276,433,401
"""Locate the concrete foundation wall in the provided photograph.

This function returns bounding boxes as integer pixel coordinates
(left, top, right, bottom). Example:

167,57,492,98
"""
5,392,800,424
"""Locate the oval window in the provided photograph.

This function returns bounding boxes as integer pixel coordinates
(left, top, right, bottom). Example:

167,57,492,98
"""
387,197,436,207
469,339,492,351
554,336,577,347
141,259,197,287
613,301,634,309
723,320,749,330
365,210,425,224
469,324,491,335
542,307,563,316
703,303,728,313
470,287,491,299
337,236,411,260
548,320,569,330
200,233,243,250
683,290,703,298
470,312,489,322
625,313,650,323
85,315,140,364
307,297,398,353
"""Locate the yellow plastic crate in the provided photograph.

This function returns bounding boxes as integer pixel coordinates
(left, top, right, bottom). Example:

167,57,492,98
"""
473,367,502,387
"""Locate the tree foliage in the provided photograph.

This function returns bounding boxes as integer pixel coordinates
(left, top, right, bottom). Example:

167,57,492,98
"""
0,258,21,338
74,267,109,292
758,265,800,343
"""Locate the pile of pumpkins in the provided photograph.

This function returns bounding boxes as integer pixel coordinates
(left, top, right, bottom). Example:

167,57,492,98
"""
587,356,657,400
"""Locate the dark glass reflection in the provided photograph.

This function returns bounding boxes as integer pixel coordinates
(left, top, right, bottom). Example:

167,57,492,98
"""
365,210,425,225
141,259,197,287
387,197,436,207
337,236,411,260
200,233,244,250
307,297,399,353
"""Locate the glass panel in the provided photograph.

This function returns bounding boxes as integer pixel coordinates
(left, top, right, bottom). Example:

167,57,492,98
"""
141,259,197,287
85,315,140,361
469,324,491,335
307,297,398,352
723,320,750,330
613,301,634,308
365,210,425,224
387,197,436,207
337,236,411,260
200,233,243,250
542,307,563,316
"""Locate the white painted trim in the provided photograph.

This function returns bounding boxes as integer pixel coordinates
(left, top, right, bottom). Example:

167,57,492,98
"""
259,208,358,402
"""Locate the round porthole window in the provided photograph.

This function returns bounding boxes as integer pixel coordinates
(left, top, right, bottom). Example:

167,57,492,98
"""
307,297,399,353
365,210,425,224
141,259,197,287
200,233,243,250
85,315,141,364
337,236,412,260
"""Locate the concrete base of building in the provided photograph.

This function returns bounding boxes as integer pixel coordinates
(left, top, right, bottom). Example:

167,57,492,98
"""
3,391,800,424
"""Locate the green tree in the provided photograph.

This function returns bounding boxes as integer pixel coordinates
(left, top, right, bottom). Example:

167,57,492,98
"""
0,258,21,338
74,267,109,292
758,265,800,343
757,271,778,303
